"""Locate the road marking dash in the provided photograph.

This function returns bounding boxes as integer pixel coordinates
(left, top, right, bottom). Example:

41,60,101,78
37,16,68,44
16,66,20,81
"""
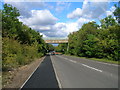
57,55,103,72
57,56,77,64
70,60,77,63
82,64,103,72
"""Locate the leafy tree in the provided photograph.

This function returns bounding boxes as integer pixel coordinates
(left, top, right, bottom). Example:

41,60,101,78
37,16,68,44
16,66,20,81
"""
55,43,68,54
2,4,20,38
65,19,119,61
2,3,49,71
113,1,120,24
100,15,117,28
82,34,99,57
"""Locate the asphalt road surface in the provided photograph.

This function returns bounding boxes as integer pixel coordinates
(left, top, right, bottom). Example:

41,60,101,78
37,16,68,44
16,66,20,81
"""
21,55,59,89
21,55,119,89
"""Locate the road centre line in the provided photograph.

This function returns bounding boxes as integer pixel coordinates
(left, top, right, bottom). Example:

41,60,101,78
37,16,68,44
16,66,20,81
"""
58,55,119,67
69,60,77,63
82,64,103,72
56,55,103,72
57,55,76,64
67,55,119,67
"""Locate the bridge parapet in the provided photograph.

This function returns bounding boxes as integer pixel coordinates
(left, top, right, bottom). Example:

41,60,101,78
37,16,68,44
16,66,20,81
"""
44,39,68,43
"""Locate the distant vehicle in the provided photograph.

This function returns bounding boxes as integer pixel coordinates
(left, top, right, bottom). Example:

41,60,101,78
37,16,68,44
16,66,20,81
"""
50,51,62,55
50,51,55,55
55,52,62,55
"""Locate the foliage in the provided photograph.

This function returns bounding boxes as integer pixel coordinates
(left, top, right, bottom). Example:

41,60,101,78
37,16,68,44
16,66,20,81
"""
55,43,68,54
56,2,120,62
57,14,120,61
113,1,120,24
46,44,55,52
100,15,117,28
2,4,49,71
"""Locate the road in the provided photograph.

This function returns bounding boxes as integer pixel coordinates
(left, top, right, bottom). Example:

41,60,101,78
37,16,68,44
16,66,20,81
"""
21,55,59,89
21,55,119,89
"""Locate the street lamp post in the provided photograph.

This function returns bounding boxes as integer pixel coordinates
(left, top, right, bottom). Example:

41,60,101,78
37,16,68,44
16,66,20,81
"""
67,42,69,53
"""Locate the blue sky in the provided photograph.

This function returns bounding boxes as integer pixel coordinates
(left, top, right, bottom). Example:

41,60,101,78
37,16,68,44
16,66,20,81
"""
2,0,118,39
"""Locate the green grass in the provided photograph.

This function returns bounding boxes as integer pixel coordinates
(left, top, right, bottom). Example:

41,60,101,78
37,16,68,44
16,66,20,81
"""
65,54,119,65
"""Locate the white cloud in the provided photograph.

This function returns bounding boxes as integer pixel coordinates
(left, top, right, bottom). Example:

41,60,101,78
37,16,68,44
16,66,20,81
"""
106,6,116,16
41,23,67,37
19,10,58,26
55,2,71,13
40,33,48,38
77,18,91,26
4,2,46,18
67,1,108,19
67,8,82,19
18,8,90,38
41,17,90,38
91,0,108,2
19,9,60,37
65,23,78,33
4,1,111,38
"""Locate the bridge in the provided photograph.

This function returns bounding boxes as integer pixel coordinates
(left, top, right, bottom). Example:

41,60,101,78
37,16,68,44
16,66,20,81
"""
43,38,68,44
44,39,68,44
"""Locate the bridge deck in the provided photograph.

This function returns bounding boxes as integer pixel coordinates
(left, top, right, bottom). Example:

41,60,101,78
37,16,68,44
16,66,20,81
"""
44,39,68,43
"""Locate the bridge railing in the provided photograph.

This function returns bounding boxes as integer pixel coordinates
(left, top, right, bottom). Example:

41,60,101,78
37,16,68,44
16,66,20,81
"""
43,37,68,40
44,39,68,44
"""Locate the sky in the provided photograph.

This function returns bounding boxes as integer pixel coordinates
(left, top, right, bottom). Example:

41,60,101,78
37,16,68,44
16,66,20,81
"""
2,0,118,39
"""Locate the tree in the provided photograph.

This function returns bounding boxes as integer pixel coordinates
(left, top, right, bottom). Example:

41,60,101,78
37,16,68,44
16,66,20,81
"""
66,18,119,61
2,4,20,38
100,15,117,28
113,1,120,24
2,4,50,71
55,43,68,54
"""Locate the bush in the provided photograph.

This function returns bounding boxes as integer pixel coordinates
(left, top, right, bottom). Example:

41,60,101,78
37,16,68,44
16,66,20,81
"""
2,38,41,71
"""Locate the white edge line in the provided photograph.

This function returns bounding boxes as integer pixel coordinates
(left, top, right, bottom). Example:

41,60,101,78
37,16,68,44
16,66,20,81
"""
82,64,103,72
50,55,62,88
19,56,46,89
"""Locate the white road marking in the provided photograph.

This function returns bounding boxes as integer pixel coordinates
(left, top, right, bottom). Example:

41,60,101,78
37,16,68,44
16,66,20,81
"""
70,60,77,63
50,55,62,88
57,55,103,72
58,55,119,67
57,55,77,63
68,55,118,67
82,64,103,72
20,57,46,90
56,55,119,82
57,55,70,60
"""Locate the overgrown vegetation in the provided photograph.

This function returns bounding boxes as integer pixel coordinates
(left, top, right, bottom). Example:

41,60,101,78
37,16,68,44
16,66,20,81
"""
56,2,120,62
55,43,68,54
2,4,52,71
